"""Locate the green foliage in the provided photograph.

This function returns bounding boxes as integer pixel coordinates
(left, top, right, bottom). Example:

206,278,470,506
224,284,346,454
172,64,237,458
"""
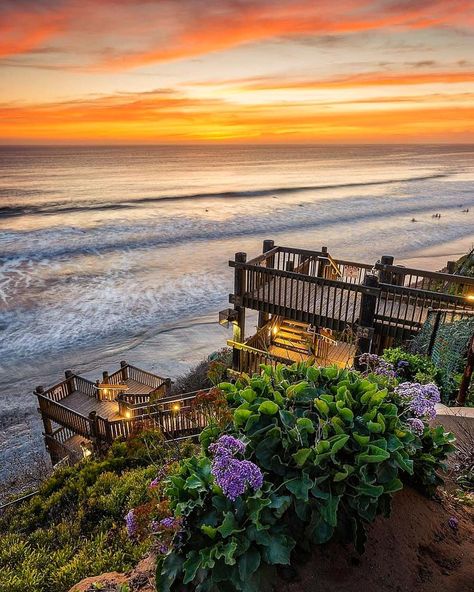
0,432,196,592
382,347,440,384
156,362,454,592
409,425,455,495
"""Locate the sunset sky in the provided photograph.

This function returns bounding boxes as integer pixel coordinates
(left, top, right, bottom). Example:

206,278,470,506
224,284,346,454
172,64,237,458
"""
1,0,474,143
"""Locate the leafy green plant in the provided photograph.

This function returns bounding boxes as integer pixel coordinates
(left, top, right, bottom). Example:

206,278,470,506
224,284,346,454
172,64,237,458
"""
156,362,454,592
382,347,440,384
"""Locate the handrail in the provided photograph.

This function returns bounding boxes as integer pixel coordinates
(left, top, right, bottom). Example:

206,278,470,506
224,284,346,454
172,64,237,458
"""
236,261,375,292
325,254,343,278
375,262,474,285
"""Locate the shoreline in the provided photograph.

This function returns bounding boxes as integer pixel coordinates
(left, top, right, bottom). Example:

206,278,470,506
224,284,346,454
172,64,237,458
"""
1,234,473,487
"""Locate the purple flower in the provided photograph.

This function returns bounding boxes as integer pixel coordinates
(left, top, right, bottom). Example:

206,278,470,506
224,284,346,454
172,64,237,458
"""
209,435,246,457
395,382,440,419
406,417,425,436
448,516,458,530
397,360,409,368
125,509,137,539
159,517,181,529
158,543,169,554
359,353,396,378
209,435,263,501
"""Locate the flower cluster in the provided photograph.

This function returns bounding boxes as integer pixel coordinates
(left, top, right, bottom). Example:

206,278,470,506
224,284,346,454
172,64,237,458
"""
395,382,440,420
359,353,396,379
406,417,425,436
209,435,263,501
125,509,137,539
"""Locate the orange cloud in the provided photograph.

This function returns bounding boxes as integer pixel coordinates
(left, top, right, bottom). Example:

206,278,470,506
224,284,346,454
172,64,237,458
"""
102,0,474,70
1,90,473,143
236,70,474,91
0,4,72,58
1,0,473,69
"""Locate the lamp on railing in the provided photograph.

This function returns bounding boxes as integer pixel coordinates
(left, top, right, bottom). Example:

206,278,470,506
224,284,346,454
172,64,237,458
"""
171,401,182,413
466,294,474,302
218,308,239,328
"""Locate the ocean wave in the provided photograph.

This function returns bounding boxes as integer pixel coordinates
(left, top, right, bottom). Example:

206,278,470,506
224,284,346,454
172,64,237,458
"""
0,172,450,219
1,191,471,268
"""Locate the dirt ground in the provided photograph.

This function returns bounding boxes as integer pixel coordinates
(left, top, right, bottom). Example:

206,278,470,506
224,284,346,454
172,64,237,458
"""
70,487,473,592
282,487,474,592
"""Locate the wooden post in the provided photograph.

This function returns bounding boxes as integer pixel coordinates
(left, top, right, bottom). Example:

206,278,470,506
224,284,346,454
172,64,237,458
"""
356,274,380,363
88,411,100,449
286,261,294,272
165,378,172,396
317,246,328,278
379,255,394,284
64,370,74,394
35,385,57,463
102,371,109,383
456,332,474,406
120,360,128,381
258,240,274,328
232,252,247,371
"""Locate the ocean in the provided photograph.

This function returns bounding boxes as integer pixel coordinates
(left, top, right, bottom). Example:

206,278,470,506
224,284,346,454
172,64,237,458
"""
1,144,473,482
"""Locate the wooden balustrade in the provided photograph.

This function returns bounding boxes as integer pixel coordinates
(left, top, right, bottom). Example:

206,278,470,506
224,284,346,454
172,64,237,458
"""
37,395,92,438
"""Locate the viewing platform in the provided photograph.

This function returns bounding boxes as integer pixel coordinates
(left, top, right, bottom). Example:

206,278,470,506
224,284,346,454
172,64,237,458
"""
35,362,206,464
222,240,474,374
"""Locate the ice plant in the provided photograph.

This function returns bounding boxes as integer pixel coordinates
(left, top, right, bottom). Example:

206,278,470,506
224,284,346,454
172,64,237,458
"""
209,435,263,501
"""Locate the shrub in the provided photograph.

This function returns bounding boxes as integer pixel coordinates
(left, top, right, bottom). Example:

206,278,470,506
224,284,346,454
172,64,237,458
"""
382,347,439,385
155,362,454,592
0,431,197,592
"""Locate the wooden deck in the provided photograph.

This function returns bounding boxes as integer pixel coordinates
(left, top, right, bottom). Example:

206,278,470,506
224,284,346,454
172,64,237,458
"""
245,275,435,332
269,341,356,368
60,389,121,420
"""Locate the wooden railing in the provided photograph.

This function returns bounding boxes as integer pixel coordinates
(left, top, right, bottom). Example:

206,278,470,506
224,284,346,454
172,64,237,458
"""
375,262,474,296
237,262,370,331
37,395,92,438
107,363,168,390
233,245,474,341
227,339,294,374
41,374,96,401
74,376,97,397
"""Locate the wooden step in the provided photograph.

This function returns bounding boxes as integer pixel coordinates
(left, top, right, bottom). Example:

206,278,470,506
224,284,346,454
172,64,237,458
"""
278,325,307,337
274,337,310,351
277,329,309,343
280,320,310,330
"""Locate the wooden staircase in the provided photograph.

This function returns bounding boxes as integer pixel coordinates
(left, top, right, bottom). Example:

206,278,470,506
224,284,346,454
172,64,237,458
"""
272,319,313,356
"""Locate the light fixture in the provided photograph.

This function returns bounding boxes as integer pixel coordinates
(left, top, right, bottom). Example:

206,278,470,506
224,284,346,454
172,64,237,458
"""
272,326,278,336
466,294,474,301
218,308,239,328
171,402,181,413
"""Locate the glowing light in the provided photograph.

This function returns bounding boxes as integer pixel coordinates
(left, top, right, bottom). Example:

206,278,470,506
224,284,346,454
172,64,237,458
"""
466,294,474,301
124,410,131,419
272,326,278,336
171,403,181,413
